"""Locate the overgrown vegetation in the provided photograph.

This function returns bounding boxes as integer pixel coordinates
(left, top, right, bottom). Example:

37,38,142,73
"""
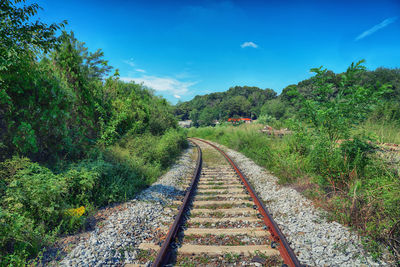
0,1,186,265
188,61,400,262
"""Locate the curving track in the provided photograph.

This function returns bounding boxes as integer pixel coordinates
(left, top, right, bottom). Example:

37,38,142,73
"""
137,138,301,266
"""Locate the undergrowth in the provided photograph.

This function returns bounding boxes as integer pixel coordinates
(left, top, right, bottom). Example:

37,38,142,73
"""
0,129,187,265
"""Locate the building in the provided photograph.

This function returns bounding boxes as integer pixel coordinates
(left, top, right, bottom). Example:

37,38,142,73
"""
178,120,192,128
227,118,252,124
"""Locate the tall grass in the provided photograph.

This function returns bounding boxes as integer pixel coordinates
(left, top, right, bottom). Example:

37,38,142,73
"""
354,120,400,144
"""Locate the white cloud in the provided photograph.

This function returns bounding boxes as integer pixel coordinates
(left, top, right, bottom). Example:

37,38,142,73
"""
356,17,398,41
135,68,146,73
241,41,258,48
120,75,197,96
123,58,135,67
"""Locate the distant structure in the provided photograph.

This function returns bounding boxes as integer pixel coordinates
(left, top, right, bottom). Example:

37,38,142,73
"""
260,124,292,137
227,118,252,124
178,120,192,128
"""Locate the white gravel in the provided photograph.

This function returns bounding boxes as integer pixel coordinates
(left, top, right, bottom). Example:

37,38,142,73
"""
207,139,393,267
58,145,196,266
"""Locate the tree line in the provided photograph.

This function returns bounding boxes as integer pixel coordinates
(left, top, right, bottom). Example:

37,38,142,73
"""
175,66,400,126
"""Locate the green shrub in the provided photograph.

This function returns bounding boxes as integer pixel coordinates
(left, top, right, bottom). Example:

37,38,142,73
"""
156,129,188,168
0,208,48,266
340,137,374,174
63,166,99,207
0,158,66,264
72,159,143,206
4,162,67,229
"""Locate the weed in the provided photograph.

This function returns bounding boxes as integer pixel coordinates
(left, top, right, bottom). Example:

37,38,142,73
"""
224,252,241,263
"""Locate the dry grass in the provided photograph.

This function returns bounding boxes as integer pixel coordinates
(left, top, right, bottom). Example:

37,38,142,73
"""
355,121,400,144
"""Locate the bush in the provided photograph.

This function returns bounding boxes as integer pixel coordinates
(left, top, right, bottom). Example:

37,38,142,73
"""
0,158,66,264
0,208,51,266
110,129,188,184
3,160,67,229
156,129,188,168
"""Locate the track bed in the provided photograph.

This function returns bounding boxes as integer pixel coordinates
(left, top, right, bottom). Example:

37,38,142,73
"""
132,138,300,267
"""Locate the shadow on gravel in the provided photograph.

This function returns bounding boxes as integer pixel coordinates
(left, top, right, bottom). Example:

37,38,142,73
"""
139,184,186,203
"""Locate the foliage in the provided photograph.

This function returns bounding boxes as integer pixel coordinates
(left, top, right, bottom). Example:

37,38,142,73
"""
296,60,390,143
175,86,277,125
0,0,65,68
1,0,65,160
260,98,288,120
0,1,186,264
176,64,400,128
0,157,64,264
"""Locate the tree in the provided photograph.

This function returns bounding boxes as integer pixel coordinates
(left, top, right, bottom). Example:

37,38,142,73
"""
198,107,217,126
0,0,65,159
297,60,390,143
0,0,65,68
261,99,287,120
189,109,200,127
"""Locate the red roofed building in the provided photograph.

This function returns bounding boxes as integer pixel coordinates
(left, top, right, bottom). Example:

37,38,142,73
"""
228,118,252,124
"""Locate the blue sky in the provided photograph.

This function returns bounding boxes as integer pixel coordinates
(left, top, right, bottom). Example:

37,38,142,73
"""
37,0,400,103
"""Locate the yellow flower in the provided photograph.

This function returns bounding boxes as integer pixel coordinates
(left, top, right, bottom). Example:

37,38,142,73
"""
65,206,85,217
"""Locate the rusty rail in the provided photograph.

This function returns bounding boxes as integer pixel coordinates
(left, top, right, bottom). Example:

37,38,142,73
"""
192,137,301,267
151,140,202,267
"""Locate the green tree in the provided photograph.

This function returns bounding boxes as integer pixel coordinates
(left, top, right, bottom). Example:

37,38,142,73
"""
0,0,65,160
189,109,200,127
296,60,390,143
198,107,217,126
260,99,287,120
0,0,65,69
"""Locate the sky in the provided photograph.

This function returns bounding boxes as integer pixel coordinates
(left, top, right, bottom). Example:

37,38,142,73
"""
37,0,400,103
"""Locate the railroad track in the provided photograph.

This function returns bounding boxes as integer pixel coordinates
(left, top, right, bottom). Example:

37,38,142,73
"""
135,138,301,266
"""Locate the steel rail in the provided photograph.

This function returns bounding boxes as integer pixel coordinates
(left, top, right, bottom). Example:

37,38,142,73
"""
192,137,302,267
151,140,202,267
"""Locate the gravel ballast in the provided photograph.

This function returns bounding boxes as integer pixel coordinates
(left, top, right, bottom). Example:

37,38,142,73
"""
57,145,197,266
206,139,392,267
